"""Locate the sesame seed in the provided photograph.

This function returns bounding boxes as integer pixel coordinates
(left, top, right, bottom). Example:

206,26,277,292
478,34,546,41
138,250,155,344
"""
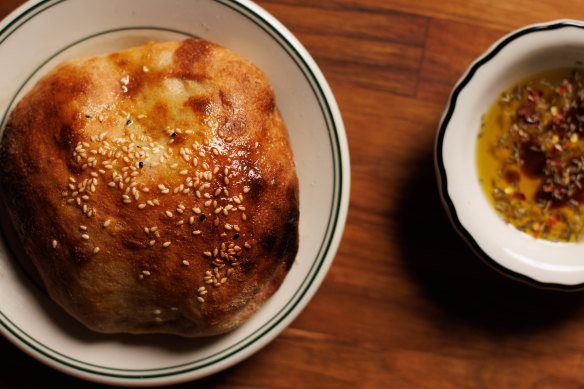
81,234,90,240
142,270,151,276
80,225,88,231
165,210,173,218
52,240,58,248
138,203,147,209
149,240,156,246
197,297,205,303
224,177,230,185
192,230,201,235
182,260,190,266
203,251,212,257
243,186,251,193
93,247,100,254
162,241,171,247
179,170,188,175
103,219,111,227
193,207,201,214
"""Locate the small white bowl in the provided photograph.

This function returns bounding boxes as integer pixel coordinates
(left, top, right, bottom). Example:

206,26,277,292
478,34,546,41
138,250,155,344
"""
436,19,584,290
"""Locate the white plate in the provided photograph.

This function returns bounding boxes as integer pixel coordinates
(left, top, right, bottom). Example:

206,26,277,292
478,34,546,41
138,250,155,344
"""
436,20,584,289
0,0,350,386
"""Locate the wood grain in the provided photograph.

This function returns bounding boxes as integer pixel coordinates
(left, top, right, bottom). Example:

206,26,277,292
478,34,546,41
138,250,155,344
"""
3,0,584,388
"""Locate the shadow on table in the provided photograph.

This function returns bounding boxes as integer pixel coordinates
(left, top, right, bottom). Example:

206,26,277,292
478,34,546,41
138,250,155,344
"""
395,150,584,334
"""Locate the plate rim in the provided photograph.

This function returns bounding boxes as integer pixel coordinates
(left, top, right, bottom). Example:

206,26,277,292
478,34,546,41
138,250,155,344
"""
0,0,350,385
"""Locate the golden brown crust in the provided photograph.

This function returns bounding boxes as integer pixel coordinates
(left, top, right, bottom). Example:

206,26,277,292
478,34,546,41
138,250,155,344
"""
0,39,299,337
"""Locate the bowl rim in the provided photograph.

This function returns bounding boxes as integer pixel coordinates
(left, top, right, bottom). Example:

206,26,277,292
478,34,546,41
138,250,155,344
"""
435,19,584,291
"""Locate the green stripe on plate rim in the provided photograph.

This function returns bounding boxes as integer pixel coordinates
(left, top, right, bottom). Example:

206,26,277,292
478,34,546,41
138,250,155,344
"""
0,0,344,380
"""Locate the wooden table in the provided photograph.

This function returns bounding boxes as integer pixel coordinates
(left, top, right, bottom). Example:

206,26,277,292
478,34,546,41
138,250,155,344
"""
3,1,584,388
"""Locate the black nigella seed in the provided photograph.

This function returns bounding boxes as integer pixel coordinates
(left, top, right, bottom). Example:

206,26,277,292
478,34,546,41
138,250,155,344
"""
85,115,91,118
199,214,206,221
126,120,133,126
139,161,144,168
233,233,239,240
171,132,177,137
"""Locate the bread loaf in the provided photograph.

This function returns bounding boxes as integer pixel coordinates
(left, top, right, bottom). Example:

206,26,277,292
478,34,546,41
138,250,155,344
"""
0,39,299,337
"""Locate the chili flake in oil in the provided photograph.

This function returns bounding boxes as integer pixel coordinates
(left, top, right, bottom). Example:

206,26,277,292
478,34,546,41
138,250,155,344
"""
477,69,584,242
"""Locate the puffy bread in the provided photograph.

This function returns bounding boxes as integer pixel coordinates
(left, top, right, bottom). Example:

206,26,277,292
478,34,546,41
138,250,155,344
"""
0,39,299,337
